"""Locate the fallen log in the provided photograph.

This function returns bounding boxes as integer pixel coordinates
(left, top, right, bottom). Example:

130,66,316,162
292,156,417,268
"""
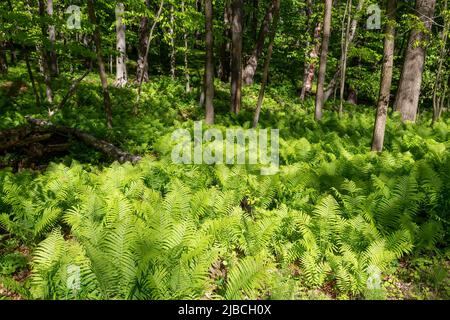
0,118,142,164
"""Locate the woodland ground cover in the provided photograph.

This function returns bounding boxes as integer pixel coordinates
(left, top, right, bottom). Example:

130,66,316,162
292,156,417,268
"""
0,69,448,300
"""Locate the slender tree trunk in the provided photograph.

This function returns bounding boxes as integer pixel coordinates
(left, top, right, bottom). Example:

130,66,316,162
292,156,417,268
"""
251,0,259,40
47,0,58,77
24,51,41,109
137,0,150,83
242,0,277,85
230,0,243,114
0,41,7,74
169,5,176,80
135,0,165,111
115,3,128,87
372,0,397,152
300,22,322,101
394,0,436,122
253,0,281,128
219,1,232,82
38,0,53,104
182,1,191,92
87,0,113,129
315,0,332,121
432,0,448,124
324,0,364,101
339,0,352,115
204,0,215,124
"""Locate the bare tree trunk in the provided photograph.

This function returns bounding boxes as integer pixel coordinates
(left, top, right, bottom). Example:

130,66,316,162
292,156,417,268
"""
432,0,448,124
47,0,58,77
300,22,322,101
135,0,165,112
0,42,7,74
204,0,215,124
242,0,277,85
253,0,280,128
182,1,191,92
24,51,41,108
324,0,364,101
38,0,53,105
251,0,259,40
315,0,332,121
87,0,113,129
372,0,397,152
339,0,352,115
136,0,150,83
230,0,243,114
169,5,176,80
114,3,128,87
219,1,232,82
394,0,436,122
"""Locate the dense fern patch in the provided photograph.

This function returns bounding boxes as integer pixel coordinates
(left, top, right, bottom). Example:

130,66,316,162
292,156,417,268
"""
0,77,449,300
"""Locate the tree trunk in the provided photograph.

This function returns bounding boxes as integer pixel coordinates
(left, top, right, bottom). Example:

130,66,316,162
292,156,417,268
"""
219,2,232,82
372,0,397,152
230,0,243,114
24,51,41,109
115,3,128,87
47,0,58,77
137,0,150,83
87,0,113,129
251,0,259,40
324,0,364,101
339,0,352,115
300,22,322,101
253,0,281,128
169,5,176,79
182,1,191,92
0,42,7,74
432,0,448,124
135,0,165,112
394,0,436,122
242,0,277,85
204,0,215,124
38,0,54,105
315,0,332,121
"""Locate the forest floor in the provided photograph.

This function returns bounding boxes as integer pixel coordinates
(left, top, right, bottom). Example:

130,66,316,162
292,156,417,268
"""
0,67,449,300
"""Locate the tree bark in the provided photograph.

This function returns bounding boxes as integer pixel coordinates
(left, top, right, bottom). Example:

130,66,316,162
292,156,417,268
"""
242,0,277,85
115,3,128,87
182,1,191,92
394,0,436,122
24,51,41,109
87,0,113,129
339,0,353,115
169,5,176,79
371,0,397,152
135,0,165,111
47,0,58,77
219,2,232,82
253,0,281,128
315,0,332,121
137,0,151,83
38,0,54,105
204,0,215,124
230,0,243,114
0,41,7,74
324,0,364,101
300,22,322,101
432,0,448,124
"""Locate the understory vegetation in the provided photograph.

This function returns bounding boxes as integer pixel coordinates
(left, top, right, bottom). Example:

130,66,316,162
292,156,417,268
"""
0,0,449,301
0,70,449,300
